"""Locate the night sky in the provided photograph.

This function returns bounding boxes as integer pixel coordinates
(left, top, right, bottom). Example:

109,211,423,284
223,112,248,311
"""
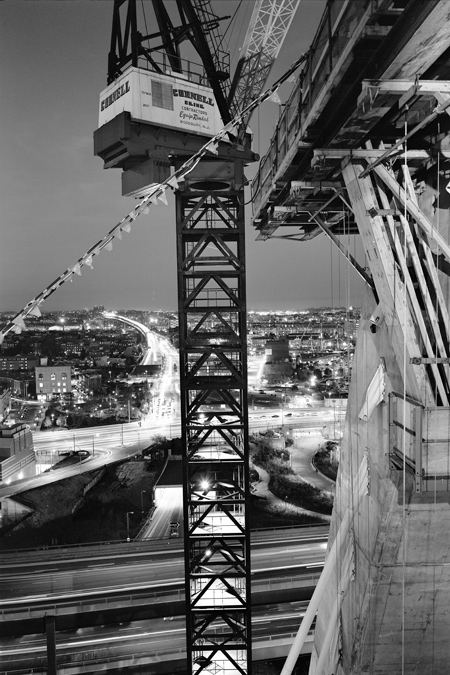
1,1,365,313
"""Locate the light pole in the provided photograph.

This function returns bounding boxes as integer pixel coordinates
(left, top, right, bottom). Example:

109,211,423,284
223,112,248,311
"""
75,445,83,464
126,511,134,542
141,490,146,517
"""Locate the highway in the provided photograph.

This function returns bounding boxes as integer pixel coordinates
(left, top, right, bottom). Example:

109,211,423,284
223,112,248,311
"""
0,324,337,670
0,529,326,672
2,317,343,500
0,603,314,674
0,529,327,603
0,405,343,499
140,486,183,539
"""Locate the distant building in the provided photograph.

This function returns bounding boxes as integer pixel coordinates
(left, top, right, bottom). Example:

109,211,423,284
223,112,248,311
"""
0,423,35,483
262,339,292,384
81,372,102,393
324,395,348,408
35,365,72,400
264,339,290,363
0,356,39,371
0,384,11,423
61,340,84,354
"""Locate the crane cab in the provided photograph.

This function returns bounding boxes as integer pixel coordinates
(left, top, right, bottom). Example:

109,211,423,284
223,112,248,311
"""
94,63,223,197
98,67,222,138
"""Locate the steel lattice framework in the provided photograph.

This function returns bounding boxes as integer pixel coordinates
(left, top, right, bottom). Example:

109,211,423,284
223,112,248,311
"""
176,156,252,675
228,0,300,120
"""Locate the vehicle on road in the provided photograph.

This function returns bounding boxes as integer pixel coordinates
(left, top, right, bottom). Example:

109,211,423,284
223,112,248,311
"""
169,521,180,537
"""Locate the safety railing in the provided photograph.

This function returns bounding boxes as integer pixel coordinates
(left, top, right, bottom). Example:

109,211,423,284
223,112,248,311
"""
251,0,374,216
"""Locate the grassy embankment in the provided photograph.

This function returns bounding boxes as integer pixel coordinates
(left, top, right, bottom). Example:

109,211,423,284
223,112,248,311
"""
250,434,333,517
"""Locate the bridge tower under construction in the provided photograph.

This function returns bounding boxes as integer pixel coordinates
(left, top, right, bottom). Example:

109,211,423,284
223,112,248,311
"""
250,2,450,673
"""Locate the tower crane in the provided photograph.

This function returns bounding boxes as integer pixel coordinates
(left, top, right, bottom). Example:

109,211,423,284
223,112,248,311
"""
0,2,302,673
93,4,303,674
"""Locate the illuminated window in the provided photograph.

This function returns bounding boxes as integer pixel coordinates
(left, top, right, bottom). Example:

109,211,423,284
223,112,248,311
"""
51,373,56,381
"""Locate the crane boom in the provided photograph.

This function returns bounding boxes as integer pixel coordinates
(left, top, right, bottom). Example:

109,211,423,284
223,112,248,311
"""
228,0,301,120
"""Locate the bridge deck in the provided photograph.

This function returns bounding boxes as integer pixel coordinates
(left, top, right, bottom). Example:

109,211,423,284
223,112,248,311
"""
251,0,450,241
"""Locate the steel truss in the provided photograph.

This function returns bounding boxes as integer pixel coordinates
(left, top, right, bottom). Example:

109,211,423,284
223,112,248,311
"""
176,156,252,675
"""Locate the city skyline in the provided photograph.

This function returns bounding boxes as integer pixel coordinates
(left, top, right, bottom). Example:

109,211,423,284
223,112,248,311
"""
1,1,365,316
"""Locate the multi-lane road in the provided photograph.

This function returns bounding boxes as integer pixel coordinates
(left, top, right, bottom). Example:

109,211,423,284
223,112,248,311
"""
0,528,327,672
0,405,343,500
0,322,341,671
0,604,315,673
0,528,327,603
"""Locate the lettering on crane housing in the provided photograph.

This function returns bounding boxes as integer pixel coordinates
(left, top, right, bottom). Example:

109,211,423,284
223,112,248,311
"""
101,81,130,111
173,89,214,107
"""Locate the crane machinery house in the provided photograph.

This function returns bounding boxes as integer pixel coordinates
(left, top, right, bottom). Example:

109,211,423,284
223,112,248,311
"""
95,65,223,196
98,68,221,137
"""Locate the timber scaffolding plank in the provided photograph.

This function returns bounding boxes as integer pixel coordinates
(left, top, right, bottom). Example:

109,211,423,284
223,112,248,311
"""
251,0,450,241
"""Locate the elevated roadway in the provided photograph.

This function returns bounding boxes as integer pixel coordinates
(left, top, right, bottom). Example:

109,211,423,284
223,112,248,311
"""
0,528,327,673
103,313,162,367
1,406,340,498
0,611,315,675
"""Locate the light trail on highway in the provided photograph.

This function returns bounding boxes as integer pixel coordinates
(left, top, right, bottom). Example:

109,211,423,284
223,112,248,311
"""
0,603,314,673
0,403,342,500
0,532,327,602
0,528,326,672
0,530,325,671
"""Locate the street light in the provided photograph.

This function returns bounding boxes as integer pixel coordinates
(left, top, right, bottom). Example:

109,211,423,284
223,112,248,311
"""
126,511,134,542
141,490,146,517
74,445,84,464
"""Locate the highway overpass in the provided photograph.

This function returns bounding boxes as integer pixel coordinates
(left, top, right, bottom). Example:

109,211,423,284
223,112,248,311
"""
0,527,327,673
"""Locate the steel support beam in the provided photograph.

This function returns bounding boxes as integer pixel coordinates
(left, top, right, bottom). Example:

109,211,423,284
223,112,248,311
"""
45,615,57,675
176,156,251,675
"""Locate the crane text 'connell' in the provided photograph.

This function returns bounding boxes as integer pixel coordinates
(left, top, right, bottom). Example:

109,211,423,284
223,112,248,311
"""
101,81,130,111
173,89,214,106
